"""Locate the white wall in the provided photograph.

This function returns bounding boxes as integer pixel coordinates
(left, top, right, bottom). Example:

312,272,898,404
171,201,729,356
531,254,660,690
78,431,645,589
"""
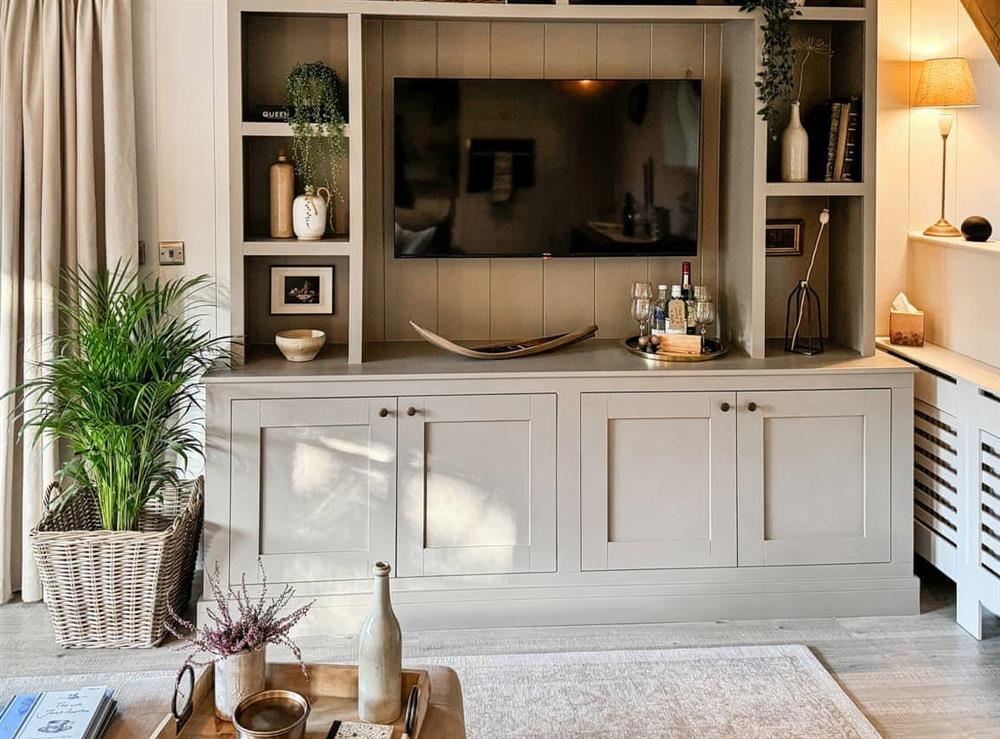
876,0,1000,360
132,0,219,328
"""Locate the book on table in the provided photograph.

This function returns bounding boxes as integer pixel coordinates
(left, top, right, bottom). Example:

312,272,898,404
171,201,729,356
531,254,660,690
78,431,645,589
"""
0,686,116,739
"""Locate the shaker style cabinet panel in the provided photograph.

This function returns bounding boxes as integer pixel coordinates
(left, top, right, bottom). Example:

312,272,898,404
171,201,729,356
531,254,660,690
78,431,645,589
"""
229,398,397,584
736,389,892,566
581,392,738,570
396,394,557,577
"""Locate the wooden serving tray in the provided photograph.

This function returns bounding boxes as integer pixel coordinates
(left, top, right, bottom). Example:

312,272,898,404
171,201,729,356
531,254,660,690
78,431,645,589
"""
149,663,430,739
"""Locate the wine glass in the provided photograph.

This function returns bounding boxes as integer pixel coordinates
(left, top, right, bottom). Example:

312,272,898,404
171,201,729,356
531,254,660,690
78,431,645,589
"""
629,282,654,338
694,295,716,353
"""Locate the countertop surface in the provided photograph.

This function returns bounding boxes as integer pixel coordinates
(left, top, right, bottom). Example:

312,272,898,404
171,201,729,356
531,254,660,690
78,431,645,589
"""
876,337,1000,396
204,338,914,384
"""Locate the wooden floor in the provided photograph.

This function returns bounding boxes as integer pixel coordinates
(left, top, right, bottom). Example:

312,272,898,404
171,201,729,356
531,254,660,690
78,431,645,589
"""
2,561,999,737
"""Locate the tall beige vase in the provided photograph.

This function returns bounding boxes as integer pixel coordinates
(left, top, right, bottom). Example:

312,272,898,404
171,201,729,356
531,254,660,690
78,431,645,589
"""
269,151,294,238
358,561,402,723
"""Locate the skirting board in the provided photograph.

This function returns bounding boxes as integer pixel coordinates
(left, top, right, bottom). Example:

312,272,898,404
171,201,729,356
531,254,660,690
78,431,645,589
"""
199,576,920,635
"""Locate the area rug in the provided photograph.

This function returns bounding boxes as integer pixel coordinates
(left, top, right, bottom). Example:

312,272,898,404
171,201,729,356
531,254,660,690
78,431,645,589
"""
3,645,879,738
418,644,880,738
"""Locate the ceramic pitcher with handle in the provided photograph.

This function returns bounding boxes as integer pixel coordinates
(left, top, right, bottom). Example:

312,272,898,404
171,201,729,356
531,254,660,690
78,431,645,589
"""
292,185,331,240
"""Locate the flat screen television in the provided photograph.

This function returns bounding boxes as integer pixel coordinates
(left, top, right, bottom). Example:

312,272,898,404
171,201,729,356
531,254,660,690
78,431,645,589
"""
393,78,701,259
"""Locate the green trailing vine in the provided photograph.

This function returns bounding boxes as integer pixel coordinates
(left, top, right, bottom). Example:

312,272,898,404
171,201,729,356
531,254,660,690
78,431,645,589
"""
735,0,802,132
285,61,348,194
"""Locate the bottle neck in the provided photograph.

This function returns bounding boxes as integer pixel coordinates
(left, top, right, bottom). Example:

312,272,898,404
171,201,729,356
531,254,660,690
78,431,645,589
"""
373,573,391,614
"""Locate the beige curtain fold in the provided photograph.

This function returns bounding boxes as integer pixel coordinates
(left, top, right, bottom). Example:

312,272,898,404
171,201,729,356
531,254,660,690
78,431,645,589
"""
0,0,137,603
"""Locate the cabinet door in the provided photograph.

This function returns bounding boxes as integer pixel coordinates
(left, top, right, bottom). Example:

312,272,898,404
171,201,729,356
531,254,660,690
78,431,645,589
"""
397,394,557,577
230,397,397,583
737,389,891,566
581,392,737,570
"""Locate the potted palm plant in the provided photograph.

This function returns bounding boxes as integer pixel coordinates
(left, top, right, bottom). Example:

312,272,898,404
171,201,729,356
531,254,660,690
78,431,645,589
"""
10,264,230,648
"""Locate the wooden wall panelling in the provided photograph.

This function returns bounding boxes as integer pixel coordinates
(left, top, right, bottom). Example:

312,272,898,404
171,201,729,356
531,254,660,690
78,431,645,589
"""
438,259,491,340
764,196,830,340
245,255,350,345
491,22,545,78
595,258,649,339
382,20,438,340
719,21,765,356
491,259,544,339
651,24,704,78
597,24,652,78
437,21,491,77
372,19,718,342
828,196,865,353
699,24,722,317
543,259,596,335
544,22,597,78
363,19,385,341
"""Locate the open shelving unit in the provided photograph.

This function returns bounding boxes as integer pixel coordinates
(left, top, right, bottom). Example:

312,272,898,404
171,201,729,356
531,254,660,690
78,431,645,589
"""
216,0,875,365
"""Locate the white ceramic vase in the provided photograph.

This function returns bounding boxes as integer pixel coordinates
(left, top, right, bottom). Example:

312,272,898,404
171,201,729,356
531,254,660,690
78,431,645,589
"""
214,646,266,721
781,101,809,183
292,185,331,240
358,561,402,724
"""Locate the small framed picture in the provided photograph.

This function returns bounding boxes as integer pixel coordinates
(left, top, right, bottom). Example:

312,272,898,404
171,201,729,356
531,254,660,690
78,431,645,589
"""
765,219,804,256
270,266,334,315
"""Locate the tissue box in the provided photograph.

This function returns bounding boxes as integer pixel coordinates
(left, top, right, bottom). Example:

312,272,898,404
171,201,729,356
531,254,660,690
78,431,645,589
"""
889,310,924,347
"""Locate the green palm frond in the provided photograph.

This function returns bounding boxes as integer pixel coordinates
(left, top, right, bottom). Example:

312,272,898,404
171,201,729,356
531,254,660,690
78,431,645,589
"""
6,262,233,531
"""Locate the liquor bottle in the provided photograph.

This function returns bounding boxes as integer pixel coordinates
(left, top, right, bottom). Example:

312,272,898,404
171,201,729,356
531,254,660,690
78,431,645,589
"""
652,285,669,336
667,285,687,335
681,262,696,334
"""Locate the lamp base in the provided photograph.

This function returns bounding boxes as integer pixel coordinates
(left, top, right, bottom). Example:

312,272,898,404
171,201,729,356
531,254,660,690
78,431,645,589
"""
924,218,962,237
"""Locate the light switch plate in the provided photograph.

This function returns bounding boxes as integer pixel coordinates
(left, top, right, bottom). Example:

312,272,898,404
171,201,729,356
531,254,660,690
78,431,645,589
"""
159,241,185,266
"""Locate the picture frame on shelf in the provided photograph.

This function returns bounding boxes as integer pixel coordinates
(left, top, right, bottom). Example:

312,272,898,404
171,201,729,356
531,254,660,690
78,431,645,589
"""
270,266,334,315
765,220,804,257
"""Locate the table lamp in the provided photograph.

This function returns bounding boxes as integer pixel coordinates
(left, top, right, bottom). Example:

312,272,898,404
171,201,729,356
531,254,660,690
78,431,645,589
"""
913,57,978,237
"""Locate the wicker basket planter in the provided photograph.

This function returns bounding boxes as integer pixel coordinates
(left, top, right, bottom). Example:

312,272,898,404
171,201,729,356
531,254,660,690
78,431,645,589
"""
30,477,204,649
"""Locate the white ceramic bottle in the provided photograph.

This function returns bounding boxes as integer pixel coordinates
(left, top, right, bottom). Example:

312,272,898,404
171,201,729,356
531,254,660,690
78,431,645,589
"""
292,185,331,240
358,561,402,723
781,101,809,183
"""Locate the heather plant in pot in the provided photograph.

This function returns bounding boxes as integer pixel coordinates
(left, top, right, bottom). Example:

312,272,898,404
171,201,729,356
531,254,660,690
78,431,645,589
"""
168,562,314,721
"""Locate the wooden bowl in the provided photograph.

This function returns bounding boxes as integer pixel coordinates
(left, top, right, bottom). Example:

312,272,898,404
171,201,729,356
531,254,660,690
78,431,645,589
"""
275,329,325,362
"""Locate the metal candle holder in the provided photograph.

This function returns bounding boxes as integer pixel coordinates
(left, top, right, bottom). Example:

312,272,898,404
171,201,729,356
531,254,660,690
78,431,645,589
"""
784,280,824,355
784,208,829,356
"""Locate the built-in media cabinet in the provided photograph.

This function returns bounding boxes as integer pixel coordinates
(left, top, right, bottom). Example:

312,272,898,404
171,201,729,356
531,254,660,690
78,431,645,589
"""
205,1,918,632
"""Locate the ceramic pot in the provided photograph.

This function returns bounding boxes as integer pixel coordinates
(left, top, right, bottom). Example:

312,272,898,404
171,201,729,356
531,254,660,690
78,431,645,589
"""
269,151,294,239
781,101,809,183
292,186,331,240
215,646,267,722
357,561,402,723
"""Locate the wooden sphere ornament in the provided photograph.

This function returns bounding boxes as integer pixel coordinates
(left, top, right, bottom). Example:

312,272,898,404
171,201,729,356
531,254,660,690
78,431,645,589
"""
961,216,992,242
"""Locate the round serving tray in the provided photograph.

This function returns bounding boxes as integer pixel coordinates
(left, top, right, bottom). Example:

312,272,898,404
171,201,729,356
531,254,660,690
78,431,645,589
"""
623,336,729,362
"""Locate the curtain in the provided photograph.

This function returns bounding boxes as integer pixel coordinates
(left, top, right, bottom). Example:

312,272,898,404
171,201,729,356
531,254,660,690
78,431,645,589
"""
0,0,137,603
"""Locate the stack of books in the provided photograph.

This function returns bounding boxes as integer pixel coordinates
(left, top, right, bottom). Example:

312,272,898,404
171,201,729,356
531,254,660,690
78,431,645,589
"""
0,687,116,739
807,97,862,182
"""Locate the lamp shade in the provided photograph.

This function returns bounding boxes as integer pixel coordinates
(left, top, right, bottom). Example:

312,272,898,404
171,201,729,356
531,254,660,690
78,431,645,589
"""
913,57,978,107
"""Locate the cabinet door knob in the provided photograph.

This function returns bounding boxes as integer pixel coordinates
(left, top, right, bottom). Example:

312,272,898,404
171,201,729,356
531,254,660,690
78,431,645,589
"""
378,408,389,418
747,402,758,412
406,406,417,416
720,402,731,412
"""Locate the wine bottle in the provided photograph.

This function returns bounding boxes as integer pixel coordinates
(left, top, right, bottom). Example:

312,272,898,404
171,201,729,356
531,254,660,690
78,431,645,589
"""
681,262,696,334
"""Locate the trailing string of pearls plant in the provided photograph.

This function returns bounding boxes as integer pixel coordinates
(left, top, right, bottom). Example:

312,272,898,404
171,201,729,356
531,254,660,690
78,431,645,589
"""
285,61,348,197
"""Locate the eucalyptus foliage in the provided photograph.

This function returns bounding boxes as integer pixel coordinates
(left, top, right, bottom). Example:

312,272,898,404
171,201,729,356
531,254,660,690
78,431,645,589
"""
285,61,348,192
736,0,802,132
9,265,231,531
